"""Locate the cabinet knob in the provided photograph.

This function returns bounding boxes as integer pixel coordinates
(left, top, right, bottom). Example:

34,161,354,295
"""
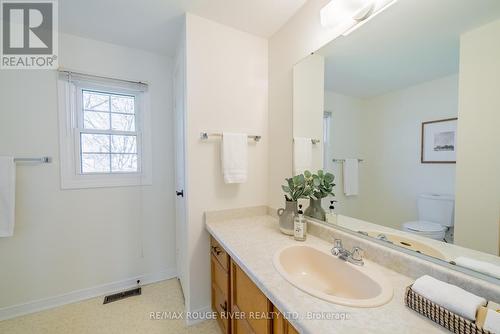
211,246,222,256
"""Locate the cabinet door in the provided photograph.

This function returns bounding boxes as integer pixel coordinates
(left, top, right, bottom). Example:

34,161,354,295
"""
272,305,286,334
211,244,230,333
212,255,229,295
211,237,229,271
231,260,272,334
287,323,300,334
233,317,255,334
272,306,300,334
212,283,229,333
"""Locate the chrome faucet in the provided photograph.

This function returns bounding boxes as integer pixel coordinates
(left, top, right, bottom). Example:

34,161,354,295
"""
331,239,364,266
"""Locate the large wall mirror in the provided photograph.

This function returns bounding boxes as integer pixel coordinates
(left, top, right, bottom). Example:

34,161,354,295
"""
292,0,500,282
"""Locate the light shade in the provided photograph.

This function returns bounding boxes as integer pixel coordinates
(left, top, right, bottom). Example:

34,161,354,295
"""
320,0,371,31
320,0,397,35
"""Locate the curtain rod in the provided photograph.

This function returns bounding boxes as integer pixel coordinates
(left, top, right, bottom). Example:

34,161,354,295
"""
57,68,148,86
14,157,52,163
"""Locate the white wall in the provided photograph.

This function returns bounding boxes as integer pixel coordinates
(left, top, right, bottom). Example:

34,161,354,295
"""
184,14,268,313
268,0,341,210
0,34,175,310
455,19,500,255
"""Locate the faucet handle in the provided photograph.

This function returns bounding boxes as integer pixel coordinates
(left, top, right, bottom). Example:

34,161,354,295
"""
351,247,364,262
331,239,343,256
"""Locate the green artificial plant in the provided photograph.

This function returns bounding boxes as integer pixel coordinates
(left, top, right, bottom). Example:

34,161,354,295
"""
281,174,312,202
305,170,336,200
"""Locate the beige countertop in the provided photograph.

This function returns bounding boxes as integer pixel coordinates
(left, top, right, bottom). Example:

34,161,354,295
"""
206,214,449,334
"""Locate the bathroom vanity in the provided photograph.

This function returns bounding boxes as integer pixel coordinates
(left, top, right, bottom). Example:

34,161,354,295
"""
210,235,299,334
205,1,500,333
205,208,492,334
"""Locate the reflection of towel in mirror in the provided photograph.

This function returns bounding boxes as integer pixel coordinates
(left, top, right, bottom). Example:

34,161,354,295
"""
412,275,486,321
293,137,312,175
453,257,500,280
343,159,359,196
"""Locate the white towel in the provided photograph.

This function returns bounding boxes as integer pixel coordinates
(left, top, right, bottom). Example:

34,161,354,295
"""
412,275,486,321
221,132,247,184
0,157,16,237
484,308,500,334
293,137,312,175
343,158,359,196
453,257,500,280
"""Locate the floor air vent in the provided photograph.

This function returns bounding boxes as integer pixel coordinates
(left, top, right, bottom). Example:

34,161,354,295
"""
103,287,142,304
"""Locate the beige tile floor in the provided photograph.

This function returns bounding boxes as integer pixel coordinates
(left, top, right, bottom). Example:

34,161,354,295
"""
0,279,221,334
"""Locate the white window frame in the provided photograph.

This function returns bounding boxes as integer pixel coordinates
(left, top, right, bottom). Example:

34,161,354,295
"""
58,72,152,189
76,85,143,175
323,111,332,170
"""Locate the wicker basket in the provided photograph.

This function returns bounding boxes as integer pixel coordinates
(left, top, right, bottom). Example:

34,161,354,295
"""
404,285,492,334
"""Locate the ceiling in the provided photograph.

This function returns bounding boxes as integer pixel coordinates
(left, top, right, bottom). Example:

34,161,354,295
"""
59,0,307,56
318,0,500,98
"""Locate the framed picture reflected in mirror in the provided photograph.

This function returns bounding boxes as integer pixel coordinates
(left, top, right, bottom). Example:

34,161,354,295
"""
421,118,458,163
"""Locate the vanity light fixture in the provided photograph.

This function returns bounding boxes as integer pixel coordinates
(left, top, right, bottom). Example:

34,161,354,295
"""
320,0,398,36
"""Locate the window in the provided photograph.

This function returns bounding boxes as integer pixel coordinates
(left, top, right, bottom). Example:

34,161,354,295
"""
58,72,151,189
323,111,332,171
79,90,139,174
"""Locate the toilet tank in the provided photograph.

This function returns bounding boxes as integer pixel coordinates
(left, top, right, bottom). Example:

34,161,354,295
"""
417,194,455,227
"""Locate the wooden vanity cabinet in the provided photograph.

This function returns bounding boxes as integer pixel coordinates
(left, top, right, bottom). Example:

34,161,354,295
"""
288,323,300,334
272,306,299,334
231,260,273,334
210,236,299,334
211,237,231,334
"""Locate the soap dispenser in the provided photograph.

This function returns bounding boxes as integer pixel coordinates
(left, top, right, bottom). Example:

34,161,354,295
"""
326,200,338,224
294,204,306,241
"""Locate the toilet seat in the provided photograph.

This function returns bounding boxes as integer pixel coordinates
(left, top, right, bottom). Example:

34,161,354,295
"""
402,221,447,240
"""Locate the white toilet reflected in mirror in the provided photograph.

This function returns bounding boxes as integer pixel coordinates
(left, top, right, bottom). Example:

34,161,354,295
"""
401,194,455,242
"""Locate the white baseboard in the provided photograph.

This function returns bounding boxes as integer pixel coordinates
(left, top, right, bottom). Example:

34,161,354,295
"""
186,305,213,326
0,268,177,322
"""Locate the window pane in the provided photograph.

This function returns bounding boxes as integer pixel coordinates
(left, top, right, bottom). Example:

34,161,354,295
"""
81,154,110,173
111,113,136,131
84,111,110,130
111,135,137,153
111,154,138,172
81,133,110,153
83,91,109,111
111,95,135,114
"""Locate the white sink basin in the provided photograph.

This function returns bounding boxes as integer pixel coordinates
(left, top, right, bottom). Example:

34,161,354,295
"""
273,244,393,307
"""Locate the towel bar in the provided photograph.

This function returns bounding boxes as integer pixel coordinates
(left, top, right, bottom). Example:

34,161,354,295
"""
333,158,364,163
200,132,261,142
293,138,320,144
